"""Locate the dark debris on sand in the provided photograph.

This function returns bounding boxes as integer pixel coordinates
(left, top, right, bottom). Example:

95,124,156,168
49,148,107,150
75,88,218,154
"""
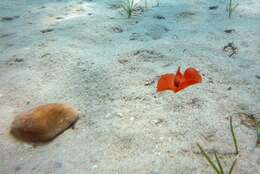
1,16,19,21
223,42,238,57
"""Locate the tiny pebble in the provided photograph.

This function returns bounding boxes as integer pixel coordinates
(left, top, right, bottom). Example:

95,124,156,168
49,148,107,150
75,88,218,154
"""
117,113,123,117
92,165,98,168
105,113,110,118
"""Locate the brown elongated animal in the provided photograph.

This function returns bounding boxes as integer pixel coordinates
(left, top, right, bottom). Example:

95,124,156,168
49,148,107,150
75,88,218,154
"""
10,103,78,142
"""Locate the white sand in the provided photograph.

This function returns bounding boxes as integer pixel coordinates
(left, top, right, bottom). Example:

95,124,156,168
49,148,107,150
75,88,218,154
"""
0,0,260,173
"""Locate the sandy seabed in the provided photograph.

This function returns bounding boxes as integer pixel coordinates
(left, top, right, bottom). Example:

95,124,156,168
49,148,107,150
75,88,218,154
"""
0,0,260,173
